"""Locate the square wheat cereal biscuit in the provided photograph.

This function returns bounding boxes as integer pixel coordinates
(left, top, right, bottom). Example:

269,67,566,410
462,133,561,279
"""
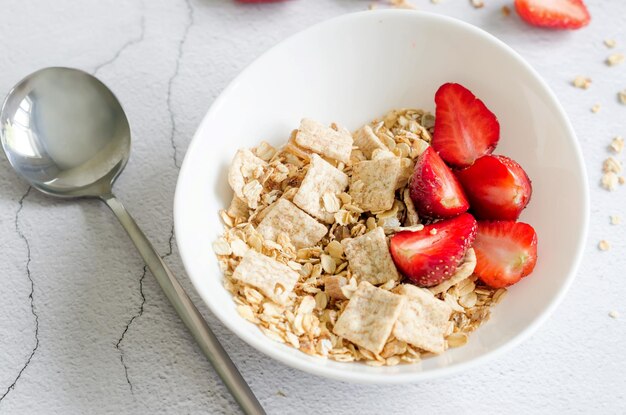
344,227,399,285
295,118,353,164
293,154,349,223
353,125,387,159
349,157,402,212
392,284,452,354
228,149,267,199
333,281,405,354
232,250,299,305
256,198,328,249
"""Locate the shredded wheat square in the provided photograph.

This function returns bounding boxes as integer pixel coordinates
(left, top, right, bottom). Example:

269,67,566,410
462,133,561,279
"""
353,125,387,159
393,284,452,354
349,157,402,212
232,250,299,305
256,198,328,249
344,227,400,285
295,118,353,164
293,154,349,223
333,281,405,354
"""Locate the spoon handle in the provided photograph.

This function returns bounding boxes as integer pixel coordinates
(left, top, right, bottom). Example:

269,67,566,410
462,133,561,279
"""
102,194,266,415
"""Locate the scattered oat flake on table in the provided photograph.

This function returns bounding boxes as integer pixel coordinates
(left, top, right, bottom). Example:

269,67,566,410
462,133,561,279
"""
609,310,620,319
598,240,611,251
610,136,624,154
619,90,626,105
601,171,619,191
502,5,511,16
591,104,601,113
606,53,625,66
603,157,622,174
471,0,484,8
610,215,621,225
605,39,616,48
620,176,626,185
389,0,417,9
573,76,591,89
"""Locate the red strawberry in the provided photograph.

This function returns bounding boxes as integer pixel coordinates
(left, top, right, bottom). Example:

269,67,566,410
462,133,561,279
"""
455,155,532,221
473,221,538,288
390,213,477,287
409,147,469,219
432,83,500,168
515,0,590,30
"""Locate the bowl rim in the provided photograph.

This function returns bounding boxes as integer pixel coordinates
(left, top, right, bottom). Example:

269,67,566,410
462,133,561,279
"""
174,9,590,384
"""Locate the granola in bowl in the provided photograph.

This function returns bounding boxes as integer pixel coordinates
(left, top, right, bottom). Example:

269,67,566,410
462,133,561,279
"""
213,83,538,366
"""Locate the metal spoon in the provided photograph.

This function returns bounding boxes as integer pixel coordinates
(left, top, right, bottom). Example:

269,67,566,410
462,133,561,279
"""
0,67,265,415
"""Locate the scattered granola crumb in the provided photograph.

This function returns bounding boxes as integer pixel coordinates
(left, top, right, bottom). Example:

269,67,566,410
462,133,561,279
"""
276,390,287,397
603,157,622,174
610,215,621,225
606,53,625,66
471,0,484,8
598,240,610,251
591,104,601,113
573,76,592,89
604,39,616,49
431,0,441,3
429,228,437,235
501,5,511,16
620,176,626,185
390,0,417,8
619,90,626,105
610,136,624,154
609,310,620,319
601,171,619,191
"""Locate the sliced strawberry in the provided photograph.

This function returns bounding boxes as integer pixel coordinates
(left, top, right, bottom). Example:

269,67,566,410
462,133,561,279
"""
473,221,538,288
432,83,500,168
409,147,469,219
390,213,477,287
515,0,590,30
455,155,532,221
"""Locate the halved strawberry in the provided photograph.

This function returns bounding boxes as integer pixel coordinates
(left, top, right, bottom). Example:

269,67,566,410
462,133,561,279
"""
432,83,500,168
515,0,590,30
409,147,469,219
455,155,532,221
390,213,477,287
473,221,538,288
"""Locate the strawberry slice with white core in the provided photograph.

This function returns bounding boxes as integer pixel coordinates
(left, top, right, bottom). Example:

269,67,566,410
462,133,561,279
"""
515,0,590,30
473,221,538,288
432,83,500,168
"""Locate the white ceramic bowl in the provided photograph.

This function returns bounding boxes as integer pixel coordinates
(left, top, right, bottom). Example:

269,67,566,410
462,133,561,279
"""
174,10,589,383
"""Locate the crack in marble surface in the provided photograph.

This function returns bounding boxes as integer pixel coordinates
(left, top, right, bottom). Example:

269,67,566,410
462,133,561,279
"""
167,0,194,170
113,0,194,394
93,14,146,75
114,266,147,394
0,187,40,404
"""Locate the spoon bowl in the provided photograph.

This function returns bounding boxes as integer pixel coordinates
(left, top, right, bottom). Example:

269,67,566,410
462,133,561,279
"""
1,67,130,198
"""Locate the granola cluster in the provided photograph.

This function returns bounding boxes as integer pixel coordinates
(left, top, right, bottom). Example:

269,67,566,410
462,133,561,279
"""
213,109,506,365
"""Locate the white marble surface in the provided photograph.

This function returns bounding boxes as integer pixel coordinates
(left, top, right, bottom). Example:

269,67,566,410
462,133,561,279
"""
0,0,624,414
